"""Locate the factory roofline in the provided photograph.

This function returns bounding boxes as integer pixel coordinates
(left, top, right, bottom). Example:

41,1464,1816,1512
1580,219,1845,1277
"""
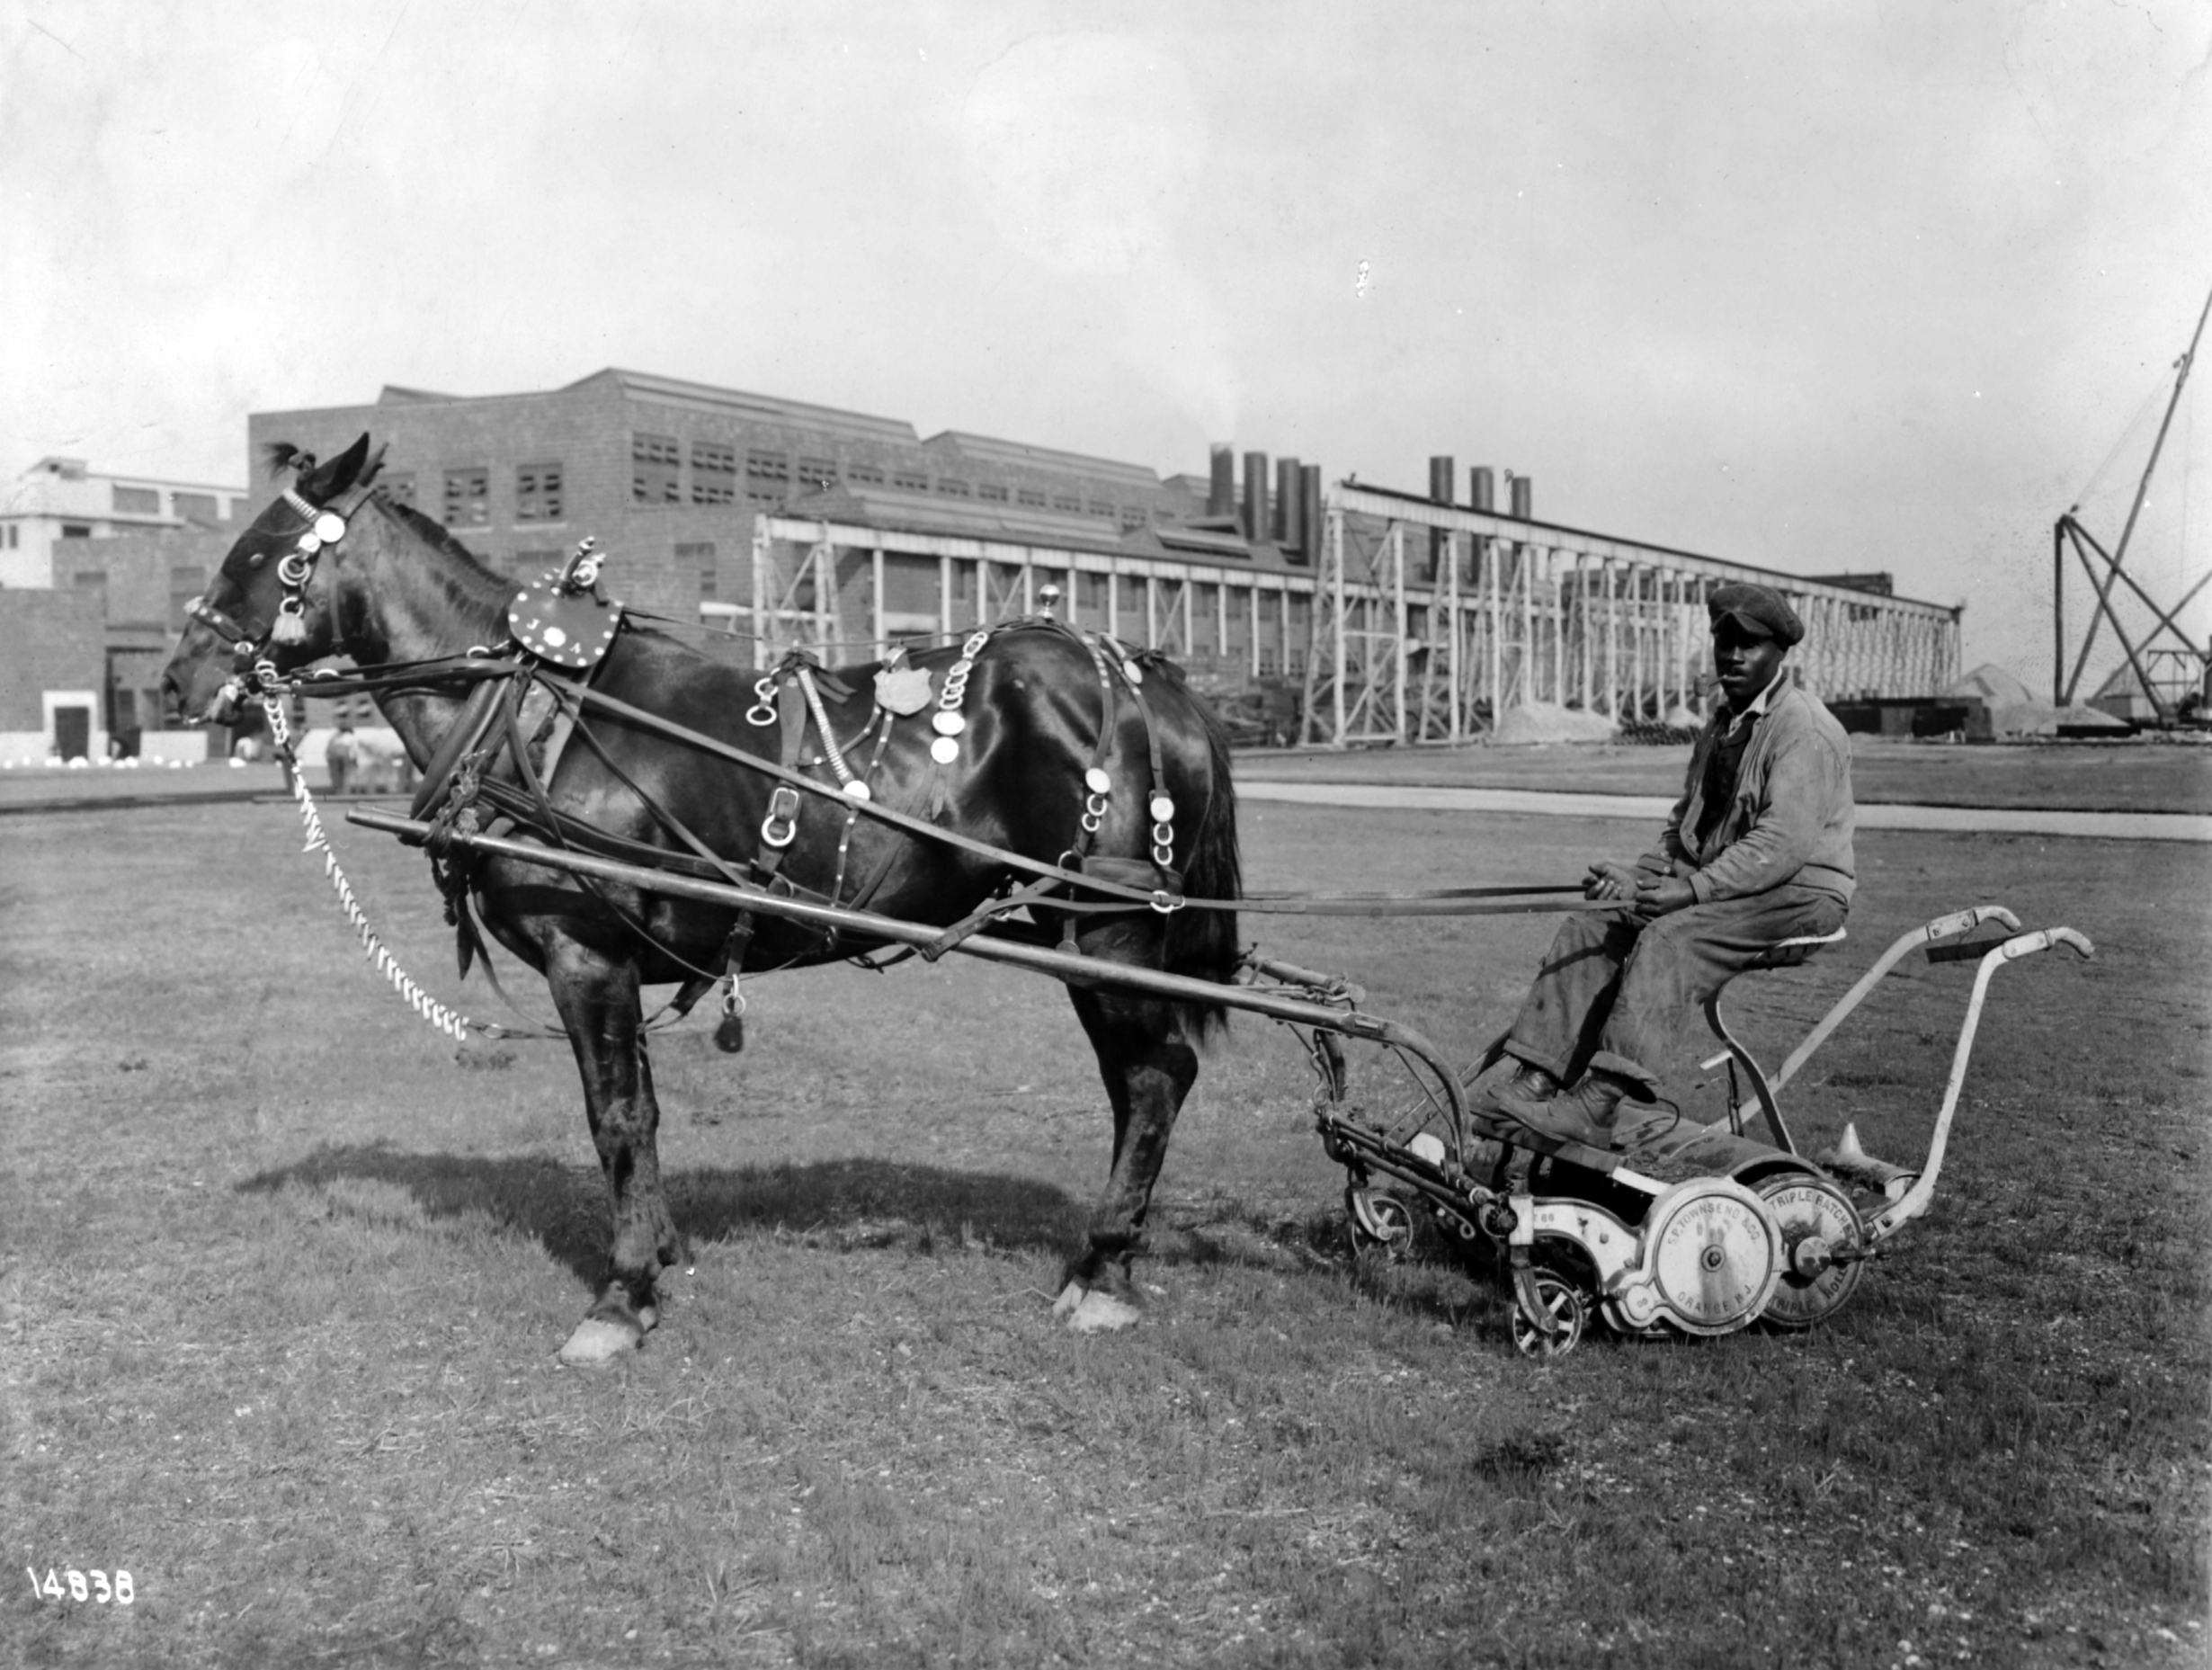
370,370,1182,485
16,457,245,494
779,485,1331,574
786,484,1137,552
922,431,1162,490
1341,479,1960,614
575,369,922,443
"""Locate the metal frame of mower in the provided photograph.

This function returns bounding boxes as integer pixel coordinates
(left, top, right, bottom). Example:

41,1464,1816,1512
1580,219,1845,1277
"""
1309,906,2094,1355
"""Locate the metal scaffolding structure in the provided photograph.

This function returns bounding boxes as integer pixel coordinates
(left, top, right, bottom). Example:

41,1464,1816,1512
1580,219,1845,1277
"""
1300,485,1961,747
740,514,1312,676
2052,282,2212,726
736,501,1959,752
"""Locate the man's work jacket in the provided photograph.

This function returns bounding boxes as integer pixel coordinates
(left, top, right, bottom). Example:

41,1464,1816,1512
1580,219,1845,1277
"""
1638,680,1857,905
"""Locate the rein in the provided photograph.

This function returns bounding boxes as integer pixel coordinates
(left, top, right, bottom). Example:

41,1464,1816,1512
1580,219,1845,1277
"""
252,644,1590,923
552,676,1586,918
254,684,486,1042
216,496,1589,1050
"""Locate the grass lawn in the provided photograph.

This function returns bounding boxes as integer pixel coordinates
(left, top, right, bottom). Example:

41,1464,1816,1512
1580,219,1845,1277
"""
2,793,2205,1667
1235,736,2212,815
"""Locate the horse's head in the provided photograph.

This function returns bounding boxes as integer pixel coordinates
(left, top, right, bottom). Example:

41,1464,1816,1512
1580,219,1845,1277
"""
161,433,384,727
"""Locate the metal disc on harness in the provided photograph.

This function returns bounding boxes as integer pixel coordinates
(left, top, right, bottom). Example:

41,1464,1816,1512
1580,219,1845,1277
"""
874,665,933,716
508,579,621,671
930,736,959,764
932,710,966,737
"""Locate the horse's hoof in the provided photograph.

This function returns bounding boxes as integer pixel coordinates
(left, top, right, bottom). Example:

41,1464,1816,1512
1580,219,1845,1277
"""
1064,1289,1143,1334
1050,1280,1087,1320
557,1316,645,1367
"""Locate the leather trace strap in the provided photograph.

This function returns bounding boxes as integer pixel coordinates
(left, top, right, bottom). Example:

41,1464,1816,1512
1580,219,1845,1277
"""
272,639,1583,925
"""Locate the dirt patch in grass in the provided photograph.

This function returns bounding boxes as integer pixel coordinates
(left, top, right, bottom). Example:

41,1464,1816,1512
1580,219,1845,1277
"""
1,798,2205,1666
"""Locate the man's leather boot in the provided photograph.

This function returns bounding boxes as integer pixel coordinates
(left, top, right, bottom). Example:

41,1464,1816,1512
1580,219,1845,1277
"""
1471,1060,1561,1127
1506,1067,1644,1149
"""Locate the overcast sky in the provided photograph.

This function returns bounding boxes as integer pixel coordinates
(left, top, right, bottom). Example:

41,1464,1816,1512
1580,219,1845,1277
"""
4,0,2208,690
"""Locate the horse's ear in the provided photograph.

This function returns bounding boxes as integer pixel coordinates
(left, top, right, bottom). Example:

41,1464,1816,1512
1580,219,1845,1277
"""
305,433,375,502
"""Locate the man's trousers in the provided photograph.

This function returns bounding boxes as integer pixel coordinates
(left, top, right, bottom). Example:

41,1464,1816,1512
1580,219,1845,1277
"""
1501,884,1848,1094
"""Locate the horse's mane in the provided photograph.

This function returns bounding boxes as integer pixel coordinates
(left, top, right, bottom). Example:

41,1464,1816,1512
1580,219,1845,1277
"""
380,494,504,577
365,492,516,625
260,441,501,589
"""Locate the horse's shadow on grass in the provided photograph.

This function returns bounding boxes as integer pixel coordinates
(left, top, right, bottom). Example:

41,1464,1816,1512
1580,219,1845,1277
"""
239,1143,1087,1286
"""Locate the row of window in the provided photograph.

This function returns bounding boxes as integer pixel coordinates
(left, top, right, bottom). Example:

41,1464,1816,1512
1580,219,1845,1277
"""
627,433,1153,527
367,443,1157,531
367,465,563,527
109,485,235,522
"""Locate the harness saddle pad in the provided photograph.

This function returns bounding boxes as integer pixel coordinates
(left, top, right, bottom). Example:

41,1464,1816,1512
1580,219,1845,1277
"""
508,579,622,671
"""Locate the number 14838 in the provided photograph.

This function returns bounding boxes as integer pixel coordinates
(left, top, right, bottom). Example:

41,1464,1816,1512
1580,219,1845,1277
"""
26,1567,133,1604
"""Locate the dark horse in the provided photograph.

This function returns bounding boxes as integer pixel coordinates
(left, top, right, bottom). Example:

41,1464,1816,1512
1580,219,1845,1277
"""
162,435,1242,1365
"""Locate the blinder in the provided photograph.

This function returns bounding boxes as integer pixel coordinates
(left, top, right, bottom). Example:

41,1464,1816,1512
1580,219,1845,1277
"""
188,480,373,721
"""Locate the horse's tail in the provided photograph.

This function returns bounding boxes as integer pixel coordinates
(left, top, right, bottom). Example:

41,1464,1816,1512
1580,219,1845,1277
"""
1164,687,1243,1045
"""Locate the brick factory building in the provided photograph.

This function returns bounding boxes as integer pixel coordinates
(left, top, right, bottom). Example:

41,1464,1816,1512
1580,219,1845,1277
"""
0,455,246,591
0,588,106,763
246,369,1323,692
22,364,1960,758
0,457,248,762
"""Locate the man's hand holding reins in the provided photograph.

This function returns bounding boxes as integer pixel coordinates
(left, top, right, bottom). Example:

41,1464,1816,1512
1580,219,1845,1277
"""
1583,862,1642,903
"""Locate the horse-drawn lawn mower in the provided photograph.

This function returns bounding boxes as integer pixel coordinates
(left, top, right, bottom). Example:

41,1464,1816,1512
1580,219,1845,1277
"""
337,794,2092,1361
162,452,2098,1367
1308,906,2094,1354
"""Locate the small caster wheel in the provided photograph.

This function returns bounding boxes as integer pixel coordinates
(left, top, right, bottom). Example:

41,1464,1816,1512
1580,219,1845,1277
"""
1512,1271,1587,1358
1345,1185,1414,1263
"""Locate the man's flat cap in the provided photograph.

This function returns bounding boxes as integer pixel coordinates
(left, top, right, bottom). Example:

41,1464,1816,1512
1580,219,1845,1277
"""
1707,582,1804,647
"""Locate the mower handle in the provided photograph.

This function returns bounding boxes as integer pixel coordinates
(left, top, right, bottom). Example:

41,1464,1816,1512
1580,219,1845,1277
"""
1865,924,2094,1243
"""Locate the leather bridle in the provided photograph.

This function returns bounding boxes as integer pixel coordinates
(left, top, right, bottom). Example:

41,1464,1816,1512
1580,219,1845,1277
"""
187,478,382,723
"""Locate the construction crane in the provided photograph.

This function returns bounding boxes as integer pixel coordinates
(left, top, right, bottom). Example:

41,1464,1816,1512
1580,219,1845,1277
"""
2053,282,2212,728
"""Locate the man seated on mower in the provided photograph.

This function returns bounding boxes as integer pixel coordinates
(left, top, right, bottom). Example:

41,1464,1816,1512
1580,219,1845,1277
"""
1475,581,1856,1150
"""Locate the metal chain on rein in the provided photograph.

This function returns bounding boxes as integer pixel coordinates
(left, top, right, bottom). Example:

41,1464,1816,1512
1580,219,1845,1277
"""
260,685,479,1043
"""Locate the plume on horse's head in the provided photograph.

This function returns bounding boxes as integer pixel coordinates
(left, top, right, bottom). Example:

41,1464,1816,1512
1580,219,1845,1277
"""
263,441,317,481
262,435,384,498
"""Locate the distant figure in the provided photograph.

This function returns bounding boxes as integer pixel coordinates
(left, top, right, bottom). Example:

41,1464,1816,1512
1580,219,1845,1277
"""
326,720,359,795
352,728,416,794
